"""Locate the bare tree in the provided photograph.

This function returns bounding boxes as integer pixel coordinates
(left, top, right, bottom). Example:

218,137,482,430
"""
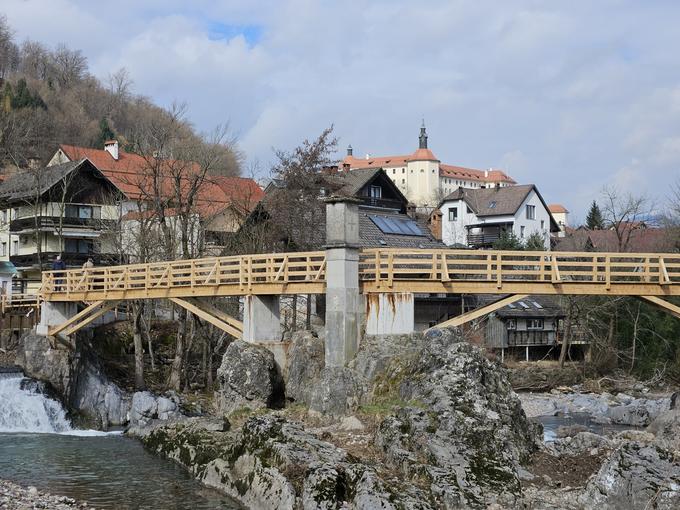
600,186,654,252
50,44,88,89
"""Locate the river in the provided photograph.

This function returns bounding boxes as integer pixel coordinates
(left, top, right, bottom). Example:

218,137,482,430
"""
0,372,239,509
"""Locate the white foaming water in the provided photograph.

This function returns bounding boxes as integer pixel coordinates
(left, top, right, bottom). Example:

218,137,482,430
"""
0,372,115,436
0,372,72,433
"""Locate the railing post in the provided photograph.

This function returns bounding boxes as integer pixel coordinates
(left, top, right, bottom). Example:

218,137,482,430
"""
605,255,611,290
496,252,502,289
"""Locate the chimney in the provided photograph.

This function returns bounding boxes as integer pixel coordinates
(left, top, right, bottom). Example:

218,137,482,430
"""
429,210,442,240
406,203,417,219
347,144,353,157
104,140,119,160
484,169,489,178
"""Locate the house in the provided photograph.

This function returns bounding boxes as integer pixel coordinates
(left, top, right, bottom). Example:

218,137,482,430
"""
431,184,559,249
548,204,569,237
48,141,264,255
484,295,574,361
0,159,122,291
341,123,515,209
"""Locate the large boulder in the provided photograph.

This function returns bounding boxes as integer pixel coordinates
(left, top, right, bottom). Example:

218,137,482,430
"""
308,367,361,416
216,340,285,415
579,441,680,509
286,331,325,403
373,329,541,507
647,408,680,451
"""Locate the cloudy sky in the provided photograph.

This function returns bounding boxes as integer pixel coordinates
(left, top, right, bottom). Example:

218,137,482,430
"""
5,0,680,218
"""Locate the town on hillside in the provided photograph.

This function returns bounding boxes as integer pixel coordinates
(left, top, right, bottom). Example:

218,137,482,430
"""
0,7,680,510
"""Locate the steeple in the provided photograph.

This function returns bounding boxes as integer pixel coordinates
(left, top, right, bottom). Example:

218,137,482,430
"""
347,144,353,157
419,120,428,149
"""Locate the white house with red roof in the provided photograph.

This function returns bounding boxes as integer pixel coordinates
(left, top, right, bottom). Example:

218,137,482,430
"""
341,123,515,209
548,204,569,237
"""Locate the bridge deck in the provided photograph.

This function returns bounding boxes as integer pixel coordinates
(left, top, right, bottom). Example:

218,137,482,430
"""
40,249,680,302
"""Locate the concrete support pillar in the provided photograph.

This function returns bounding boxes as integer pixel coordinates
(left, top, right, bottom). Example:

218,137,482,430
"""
324,197,361,367
242,295,289,376
365,292,415,335
36,301,78,336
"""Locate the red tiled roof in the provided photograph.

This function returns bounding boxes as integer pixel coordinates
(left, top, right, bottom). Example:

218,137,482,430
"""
341,148,515,185
548,204,569,213
59,144,263,217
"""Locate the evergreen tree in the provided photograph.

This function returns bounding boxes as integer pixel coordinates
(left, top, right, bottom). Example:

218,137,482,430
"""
492,230,524,250
94,117,115,148
9,78,46,109
525,231,547,251
586,200,604,229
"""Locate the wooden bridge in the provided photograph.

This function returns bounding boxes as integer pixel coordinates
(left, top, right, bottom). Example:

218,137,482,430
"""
37,248,680,338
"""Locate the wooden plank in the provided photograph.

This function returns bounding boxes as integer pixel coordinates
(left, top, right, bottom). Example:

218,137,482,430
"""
169,297,242,338
61,300,122,337
190,297,244,333
427,294,529,330
639,295,680,319
48,300,105,336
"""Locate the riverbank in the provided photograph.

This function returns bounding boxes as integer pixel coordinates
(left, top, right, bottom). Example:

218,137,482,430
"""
0,479,91,509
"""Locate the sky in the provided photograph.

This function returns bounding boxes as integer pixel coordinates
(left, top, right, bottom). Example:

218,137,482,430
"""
4,0,680,219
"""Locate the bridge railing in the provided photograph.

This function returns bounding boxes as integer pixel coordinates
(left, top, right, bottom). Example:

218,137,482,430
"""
0,293,41,313
359,249,680,287
41,251,326,296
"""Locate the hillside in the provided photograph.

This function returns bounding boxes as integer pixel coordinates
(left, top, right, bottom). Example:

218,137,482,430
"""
0,15,240,175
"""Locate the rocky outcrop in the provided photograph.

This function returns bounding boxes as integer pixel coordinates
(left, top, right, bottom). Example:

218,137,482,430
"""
579,441,680,509
138,415,432,510
15,330,180,429
0,480,93,510
216,340,285,414
286,331,325,403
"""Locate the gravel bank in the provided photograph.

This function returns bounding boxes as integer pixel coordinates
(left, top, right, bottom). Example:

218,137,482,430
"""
0,480,93,510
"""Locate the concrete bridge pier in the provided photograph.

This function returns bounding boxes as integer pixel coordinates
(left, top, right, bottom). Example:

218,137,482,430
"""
324,197,361,367
242,295,288,373
365,292,415,335
36,301,78,337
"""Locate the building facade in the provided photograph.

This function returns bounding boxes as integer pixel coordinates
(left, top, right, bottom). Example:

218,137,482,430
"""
341,124,515,209
432,184,558,249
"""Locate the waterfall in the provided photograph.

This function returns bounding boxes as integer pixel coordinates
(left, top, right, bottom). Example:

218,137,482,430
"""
0,371,72,433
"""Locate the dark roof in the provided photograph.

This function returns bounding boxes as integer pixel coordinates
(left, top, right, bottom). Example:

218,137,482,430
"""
441,184,560,232
332,167,383,196
359,208,445,249
486,295,565,319
0,261,17,274
0,160,86,202
442,185,535,216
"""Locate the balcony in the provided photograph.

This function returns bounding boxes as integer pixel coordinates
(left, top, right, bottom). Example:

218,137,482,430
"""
10,251,121,269
358,196,405,211
507,330,556,346
9,216,116,233
466,223,513,248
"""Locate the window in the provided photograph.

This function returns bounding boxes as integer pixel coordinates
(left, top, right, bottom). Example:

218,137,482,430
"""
540,220,545,230
488,201,496,209
401,179,405,184
527,319,544,330
0,242,5,256
526,205,536,220
420,169,424,173
1,210,6,223
402,168,405,174
11,240,18,255
12,208,18,220
520,226,525,238
65,239,95,254
448,207,458,221
507,319,517,330
466,206,472,214
369,186,382,198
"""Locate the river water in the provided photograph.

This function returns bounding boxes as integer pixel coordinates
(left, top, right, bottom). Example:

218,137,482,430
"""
0,372,240,509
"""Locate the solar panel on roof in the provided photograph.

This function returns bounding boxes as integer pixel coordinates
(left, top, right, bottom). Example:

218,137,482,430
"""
531,301,543,309
518,301,529,309
368,215,425,237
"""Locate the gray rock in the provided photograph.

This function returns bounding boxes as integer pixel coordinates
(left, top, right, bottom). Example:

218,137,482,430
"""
129,391,158,426
579,441,680,509
286,331,325,403
548,431,612,456
216,340,285,415
647,408,680,450
309,367,361,416
156,396,179,420
607,398,670,427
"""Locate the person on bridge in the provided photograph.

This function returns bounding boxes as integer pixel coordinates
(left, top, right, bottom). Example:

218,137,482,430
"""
52,255,66,291
82,258,95,290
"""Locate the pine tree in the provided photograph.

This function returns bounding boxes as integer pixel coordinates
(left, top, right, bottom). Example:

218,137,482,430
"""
525,231,547,251
492,230,524,250
94,117,115,148
586,201,604,229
